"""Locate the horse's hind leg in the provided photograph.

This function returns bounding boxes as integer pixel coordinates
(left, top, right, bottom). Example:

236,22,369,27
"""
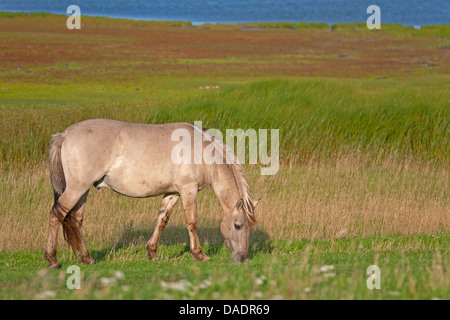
43,209,61,269
44,187,92,267
70,190,94,265
147,194,180,260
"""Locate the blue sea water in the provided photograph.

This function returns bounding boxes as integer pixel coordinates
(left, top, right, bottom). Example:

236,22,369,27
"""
0,0,449,26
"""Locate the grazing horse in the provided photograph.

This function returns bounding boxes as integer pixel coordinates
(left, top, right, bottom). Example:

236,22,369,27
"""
44,119,259,268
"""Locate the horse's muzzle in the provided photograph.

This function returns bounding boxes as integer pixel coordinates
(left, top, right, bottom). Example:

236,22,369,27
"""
231,252,248,263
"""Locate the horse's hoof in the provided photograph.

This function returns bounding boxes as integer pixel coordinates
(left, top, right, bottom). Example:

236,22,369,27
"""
47,263,61,270
191,250,210,262
147,250,158,261
78,254,95,265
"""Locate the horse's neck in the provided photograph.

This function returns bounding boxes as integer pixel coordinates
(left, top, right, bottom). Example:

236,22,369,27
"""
210,164,241,214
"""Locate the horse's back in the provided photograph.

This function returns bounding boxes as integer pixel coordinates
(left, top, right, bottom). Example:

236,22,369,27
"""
63,118,193,158
60,119,203,197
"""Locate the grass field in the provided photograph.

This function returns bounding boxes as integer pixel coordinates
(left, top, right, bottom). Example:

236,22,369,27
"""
0,13,448,300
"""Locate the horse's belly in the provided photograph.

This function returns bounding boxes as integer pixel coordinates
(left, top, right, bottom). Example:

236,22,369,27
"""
96,173,176,198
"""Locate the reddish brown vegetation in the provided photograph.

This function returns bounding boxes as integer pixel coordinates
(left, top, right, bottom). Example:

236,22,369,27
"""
0,15,448,80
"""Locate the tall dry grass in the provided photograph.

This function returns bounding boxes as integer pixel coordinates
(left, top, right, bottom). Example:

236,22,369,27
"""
0,154,447,253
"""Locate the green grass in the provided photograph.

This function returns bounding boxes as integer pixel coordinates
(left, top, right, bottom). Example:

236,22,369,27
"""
1,78,448,168
330,23,450,38
239,22,330,30
0,234,447,300
0,12,56,18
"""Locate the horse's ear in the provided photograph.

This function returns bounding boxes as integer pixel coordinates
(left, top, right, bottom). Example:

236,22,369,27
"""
252,199,261,209
236,199,244,210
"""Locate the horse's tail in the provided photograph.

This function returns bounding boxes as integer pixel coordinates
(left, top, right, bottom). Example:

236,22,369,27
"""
48,132,82,252
49,133,66,200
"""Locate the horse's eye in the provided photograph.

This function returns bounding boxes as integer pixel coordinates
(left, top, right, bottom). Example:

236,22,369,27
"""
234,223,242,230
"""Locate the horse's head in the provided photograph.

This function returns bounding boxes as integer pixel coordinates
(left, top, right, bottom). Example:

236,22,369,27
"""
220,198,260,262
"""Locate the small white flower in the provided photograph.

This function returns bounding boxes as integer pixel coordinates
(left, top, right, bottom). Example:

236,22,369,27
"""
99,277,116,287
114,271,125,280
199,85,219,90
197,279,211,289
160,279,192,292
254,275,266,286
35,290,56,300
319,265,335,273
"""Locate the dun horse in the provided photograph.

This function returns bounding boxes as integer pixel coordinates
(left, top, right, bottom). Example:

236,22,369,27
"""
44,119,259,268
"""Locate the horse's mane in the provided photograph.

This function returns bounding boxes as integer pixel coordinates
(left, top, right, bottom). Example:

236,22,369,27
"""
195,125,256,227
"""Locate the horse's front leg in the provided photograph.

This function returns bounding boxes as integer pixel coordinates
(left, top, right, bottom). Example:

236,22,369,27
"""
179,186,209,262
147,194,180,260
